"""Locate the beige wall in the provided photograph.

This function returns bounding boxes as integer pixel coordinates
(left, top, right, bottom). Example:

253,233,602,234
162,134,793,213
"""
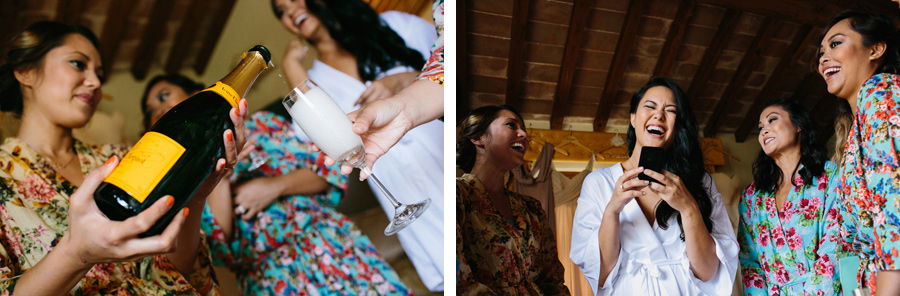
100,0,307,144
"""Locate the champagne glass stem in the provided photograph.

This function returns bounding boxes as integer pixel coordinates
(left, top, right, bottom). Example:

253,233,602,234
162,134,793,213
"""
361,167,400,209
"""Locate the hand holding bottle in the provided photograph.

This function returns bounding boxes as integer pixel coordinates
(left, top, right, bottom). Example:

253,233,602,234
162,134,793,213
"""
13,156,190,295
64,156,188,265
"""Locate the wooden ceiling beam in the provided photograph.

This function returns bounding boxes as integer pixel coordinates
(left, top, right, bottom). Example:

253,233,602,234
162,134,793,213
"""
686,9,739,105
100,0,136,71
56,0,86,25
550,0,593,130
503,0,531,112
654,0,695,76
704,18,774,137
459,0,470,117
790,72,821,109
193,0,238,75
165,0,207,74
734,25,815,142
695,0,899,27
589,0,650,131
0,1,25,51
131,0,178,80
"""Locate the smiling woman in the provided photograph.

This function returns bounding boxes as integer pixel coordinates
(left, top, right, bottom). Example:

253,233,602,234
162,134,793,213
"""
456,105,569,295
570,77,738,296
815,10,900,295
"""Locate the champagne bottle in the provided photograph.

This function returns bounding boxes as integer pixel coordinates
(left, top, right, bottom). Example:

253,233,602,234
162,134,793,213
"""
94,45,271,237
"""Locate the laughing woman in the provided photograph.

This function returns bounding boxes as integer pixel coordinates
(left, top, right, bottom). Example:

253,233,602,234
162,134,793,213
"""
738,98,842,295
570,77,738,296
816,10,900,295
456,105,568,295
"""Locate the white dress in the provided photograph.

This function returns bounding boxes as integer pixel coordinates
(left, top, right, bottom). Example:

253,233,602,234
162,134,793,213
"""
570,164,738,296
293,11,445,291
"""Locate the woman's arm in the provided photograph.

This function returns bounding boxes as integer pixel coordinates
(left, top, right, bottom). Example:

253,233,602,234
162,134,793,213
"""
644,170,719,281
455,181,495,295
282,39,310,89
596,167,646,286
737,186,770,294
231,169,329,220
534,202,568,295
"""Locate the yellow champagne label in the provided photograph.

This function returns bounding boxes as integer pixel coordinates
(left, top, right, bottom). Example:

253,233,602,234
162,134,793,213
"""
104,132,185,203
203,81,239,108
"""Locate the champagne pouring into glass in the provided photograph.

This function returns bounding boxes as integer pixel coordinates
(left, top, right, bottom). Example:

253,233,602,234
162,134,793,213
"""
283,79,431,235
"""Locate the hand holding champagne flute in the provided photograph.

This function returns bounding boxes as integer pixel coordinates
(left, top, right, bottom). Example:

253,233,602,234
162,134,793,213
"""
283,79,431,235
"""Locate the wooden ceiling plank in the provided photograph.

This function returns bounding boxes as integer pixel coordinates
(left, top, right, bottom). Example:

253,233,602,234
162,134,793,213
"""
193,0,238,75
131,0,178,80
56,0,86,25
550,0,593,130
653,0,695,76
704,17,774,137
695,0,899,27
0,1,25,50
459,0,470,117
686,9,739,105
165,0,207,74
734,25,813,142
99,0,136,73
589,0,651,131
503,0,530,111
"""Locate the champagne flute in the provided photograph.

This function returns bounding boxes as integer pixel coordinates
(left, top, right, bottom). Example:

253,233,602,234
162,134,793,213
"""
283,79,431,235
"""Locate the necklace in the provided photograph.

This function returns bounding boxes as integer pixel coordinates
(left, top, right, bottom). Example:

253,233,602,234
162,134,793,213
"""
48,153,77,169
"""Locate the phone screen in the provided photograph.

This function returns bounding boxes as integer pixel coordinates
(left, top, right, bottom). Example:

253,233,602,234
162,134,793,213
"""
637,146,665,184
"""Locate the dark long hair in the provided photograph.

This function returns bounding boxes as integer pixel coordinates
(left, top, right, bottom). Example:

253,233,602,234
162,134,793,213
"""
0,21,102,117
457,105,523,173
815,10,900,75
271,0,425,82
626,77,713,240
751,98,827,193
140,74,205,131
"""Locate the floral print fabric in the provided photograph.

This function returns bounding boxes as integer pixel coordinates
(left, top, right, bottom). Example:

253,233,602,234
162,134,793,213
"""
738,162,842,295
0,137,219,295
456,173,568,295
836,73,900,293
417,0,443,86
200,111,409,295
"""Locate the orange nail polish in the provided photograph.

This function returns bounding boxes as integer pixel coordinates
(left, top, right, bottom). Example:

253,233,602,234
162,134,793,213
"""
104,156,117,166
183,208,190,217
166,196,174,208
226,131,233,141
233,109,240,117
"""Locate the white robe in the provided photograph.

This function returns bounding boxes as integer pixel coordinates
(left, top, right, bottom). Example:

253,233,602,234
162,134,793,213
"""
291,11,445,291
570,164,738,296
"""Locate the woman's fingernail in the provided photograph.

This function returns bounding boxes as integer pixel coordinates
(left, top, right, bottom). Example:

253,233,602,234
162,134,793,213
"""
226,130,233,141
105,156,117,166
166,196,174,208
233,108,240,117
242,100,248,109
183,208,190,217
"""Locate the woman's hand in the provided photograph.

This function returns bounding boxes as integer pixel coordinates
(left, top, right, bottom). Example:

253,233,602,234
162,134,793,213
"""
606,167,648,215
66,156,188,266
284,39,309,66
355,72,420,106
232,177,282,221
642,169,699,214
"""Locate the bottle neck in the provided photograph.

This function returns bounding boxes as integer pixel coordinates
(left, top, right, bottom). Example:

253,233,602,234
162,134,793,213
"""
219,51,269,99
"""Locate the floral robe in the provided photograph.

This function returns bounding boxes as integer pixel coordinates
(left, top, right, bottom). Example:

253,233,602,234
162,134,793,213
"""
456,173,569,295
0,138,219,295
417,0,443,86
200,111,408,295
836,73,900,293
738,162,842,295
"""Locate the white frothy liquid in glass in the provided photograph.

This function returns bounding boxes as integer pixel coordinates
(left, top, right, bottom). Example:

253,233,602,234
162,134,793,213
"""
288,87,362,160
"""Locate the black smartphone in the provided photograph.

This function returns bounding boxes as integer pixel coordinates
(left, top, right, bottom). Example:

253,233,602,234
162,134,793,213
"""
637,146,665,184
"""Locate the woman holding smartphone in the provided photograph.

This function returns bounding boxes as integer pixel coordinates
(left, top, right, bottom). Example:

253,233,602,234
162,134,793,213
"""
570,77,738,295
